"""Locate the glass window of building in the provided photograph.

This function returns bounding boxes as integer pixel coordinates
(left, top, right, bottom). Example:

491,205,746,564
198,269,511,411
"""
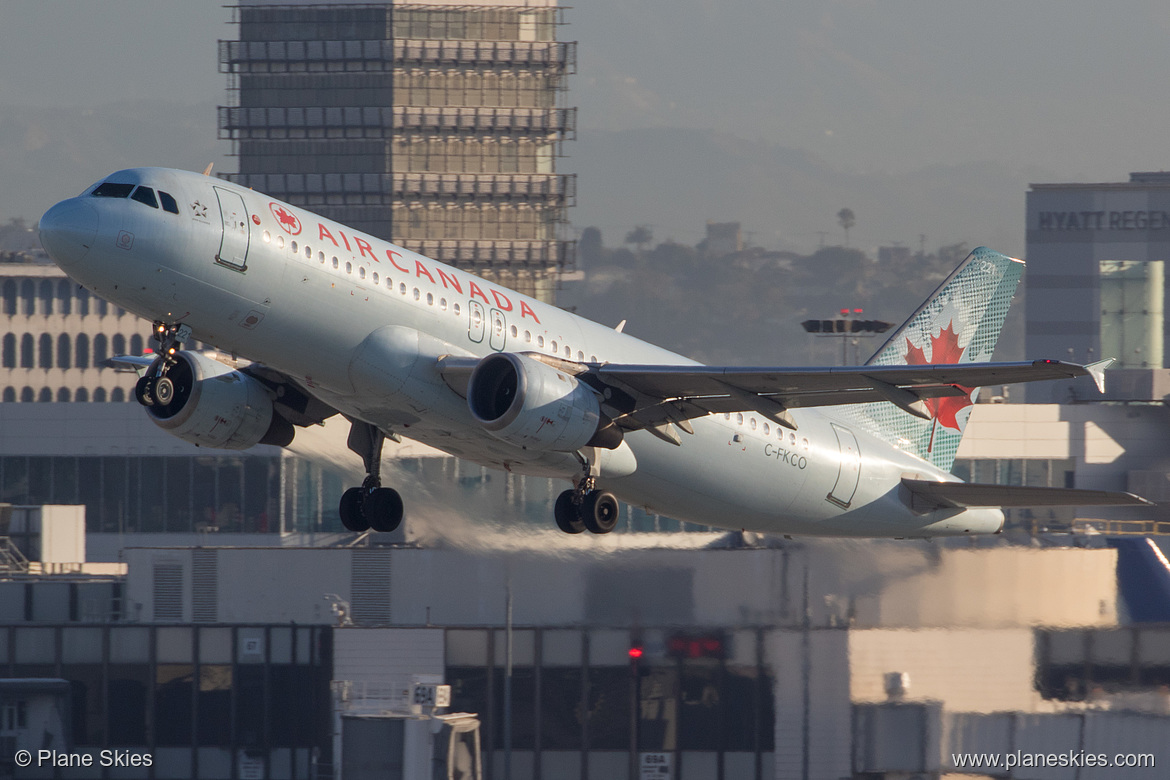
20,333,34,368
21,280,35,315
75,334,90,368
39,280,54,315
1,387,13,402
2,279,16,315
57,280,72,315
75,387,88,402
38,333,52,368
56,387,70,402
1,333,14,368
37,387,51,402
55,334,70,369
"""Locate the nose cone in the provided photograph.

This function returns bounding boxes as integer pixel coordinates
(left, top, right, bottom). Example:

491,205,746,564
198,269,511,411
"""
39,198,99,268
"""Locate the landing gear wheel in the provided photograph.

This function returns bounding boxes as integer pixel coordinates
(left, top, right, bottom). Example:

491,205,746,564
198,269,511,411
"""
554,490,586,534
153,376,175,406
339,487,370,533
364,487,404,533
134,375,156,406
583,490,619,534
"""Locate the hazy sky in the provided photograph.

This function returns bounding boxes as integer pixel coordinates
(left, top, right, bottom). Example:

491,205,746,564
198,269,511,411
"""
2,1,1168,250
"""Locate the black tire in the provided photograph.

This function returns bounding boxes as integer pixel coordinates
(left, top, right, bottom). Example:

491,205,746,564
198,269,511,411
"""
554,490,586,534
153,375,175,406
339,487,370,533
134,375,156,406
364,487,404,533
583,490,619,534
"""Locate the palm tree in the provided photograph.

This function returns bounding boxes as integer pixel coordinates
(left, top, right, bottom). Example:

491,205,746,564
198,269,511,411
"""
837,208,855,247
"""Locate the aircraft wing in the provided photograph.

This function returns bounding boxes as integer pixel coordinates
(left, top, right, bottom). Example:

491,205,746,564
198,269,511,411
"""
901,478,1152,512
438,354,1110,442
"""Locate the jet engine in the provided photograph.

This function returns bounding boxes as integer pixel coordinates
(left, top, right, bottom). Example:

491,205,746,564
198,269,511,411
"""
138,351,293,450
467,352,622,451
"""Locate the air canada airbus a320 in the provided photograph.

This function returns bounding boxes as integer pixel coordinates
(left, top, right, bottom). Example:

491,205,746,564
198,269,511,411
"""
37,167,1150,538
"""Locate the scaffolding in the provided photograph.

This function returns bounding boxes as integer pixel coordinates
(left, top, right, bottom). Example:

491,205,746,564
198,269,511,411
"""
220,3,576,297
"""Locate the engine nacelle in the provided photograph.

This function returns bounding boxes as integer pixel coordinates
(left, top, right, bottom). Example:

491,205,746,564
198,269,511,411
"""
142,351,292,450
467,352,621,451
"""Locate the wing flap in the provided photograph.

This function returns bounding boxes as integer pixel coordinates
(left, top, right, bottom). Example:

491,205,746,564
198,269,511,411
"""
902,478,1152,512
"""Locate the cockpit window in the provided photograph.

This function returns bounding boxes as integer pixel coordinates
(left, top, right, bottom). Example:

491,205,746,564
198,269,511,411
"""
130,187,158,209
158,191,179,214
92,182,134,199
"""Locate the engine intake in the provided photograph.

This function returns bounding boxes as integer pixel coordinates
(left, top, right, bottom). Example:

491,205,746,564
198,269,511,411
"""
141,351,293,450
467,352,621,451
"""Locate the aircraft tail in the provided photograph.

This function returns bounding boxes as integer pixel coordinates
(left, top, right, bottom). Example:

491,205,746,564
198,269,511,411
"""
845,247,1024,472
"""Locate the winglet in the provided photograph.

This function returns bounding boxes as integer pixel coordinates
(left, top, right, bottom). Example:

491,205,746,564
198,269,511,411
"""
615,319,627,333
202,162,215,176
1084,358,1115,393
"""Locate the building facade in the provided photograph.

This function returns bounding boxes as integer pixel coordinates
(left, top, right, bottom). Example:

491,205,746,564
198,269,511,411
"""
218,0,577,302
1026,172,1170,400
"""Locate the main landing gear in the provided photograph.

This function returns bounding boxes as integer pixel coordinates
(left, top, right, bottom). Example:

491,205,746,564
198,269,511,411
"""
554,475,620,535
339,421,404,534
134,321,192,407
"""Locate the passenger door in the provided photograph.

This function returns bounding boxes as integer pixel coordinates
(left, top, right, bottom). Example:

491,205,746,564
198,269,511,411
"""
213,186,250,271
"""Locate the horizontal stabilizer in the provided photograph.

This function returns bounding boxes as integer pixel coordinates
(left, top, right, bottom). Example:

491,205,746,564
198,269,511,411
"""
902,478,1152,513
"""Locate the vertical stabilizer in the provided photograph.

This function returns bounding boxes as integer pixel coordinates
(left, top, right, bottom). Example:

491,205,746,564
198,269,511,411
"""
843,247,1024,472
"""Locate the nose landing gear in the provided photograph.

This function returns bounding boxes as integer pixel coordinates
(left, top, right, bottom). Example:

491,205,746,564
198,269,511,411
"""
339,421,404,534
134,321,192,407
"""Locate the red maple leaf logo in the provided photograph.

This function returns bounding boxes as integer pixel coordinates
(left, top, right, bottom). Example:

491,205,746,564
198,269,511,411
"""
269,203,302,235
903,320,973,431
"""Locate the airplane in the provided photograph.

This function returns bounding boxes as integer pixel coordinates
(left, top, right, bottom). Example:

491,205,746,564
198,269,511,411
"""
37,167,1151,539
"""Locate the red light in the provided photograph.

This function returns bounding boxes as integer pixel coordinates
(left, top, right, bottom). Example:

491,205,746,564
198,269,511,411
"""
853,308,863,314
840,308,849,316
628,647,644,659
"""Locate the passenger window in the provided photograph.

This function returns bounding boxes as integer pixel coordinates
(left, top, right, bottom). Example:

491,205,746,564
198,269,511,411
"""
750,418,757,431
318,251,325,263
510,325,518,337
453,303,461,315
399,283,406,294
802,438,810,450
345,262,352,274
440,298,447,310
359,267,366,280
332,257,339,269
736,413,744,425
564,346,571,358
262,231,271,243
763,423,770,435
577,351,584,361
291,241,298,253
277,236,285,249
158,190,179,214
789,432,797,445
412,288,420,301
92,182,134,198
551,341,557,352
426,292,433,305
524,331,531,343
537,336,545,347
305,245,312,259
372,272,379,284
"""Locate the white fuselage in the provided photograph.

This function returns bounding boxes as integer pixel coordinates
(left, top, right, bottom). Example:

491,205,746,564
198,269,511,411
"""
41,168,1003,537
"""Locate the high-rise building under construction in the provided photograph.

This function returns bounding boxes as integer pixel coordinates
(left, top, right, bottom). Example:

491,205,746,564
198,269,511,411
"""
218,0,575,302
